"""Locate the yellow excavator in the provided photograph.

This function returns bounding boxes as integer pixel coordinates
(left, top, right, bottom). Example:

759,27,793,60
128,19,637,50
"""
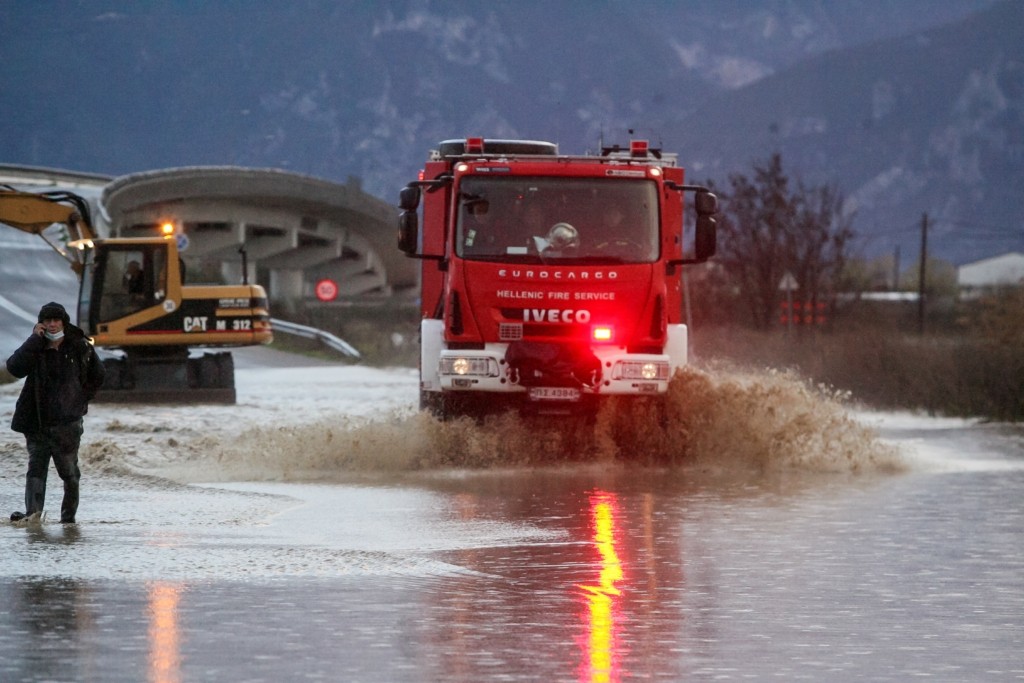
0,186,272,403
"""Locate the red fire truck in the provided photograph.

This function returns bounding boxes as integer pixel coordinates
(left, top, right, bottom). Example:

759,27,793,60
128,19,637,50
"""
398,137,718,418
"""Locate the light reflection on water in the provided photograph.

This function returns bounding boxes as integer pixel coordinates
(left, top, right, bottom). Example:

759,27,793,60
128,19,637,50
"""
148,582,182,683
577,491,624,683
0,409,1022,681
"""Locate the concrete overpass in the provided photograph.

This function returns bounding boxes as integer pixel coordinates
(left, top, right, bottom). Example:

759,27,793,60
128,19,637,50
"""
3,164,415,360
0,163,112,191
3,163,414,342
100,167,415,311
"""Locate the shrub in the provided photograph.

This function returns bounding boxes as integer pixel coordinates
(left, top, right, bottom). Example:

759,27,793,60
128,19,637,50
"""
692,324,1024,421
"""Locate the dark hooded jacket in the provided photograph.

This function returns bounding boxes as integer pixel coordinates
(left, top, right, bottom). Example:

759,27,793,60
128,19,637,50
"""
7,322,105,434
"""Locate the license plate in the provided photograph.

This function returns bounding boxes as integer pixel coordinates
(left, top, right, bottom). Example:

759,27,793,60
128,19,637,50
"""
529,387,581,402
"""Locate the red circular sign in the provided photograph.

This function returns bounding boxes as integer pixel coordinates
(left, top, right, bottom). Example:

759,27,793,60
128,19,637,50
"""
315,278,339,302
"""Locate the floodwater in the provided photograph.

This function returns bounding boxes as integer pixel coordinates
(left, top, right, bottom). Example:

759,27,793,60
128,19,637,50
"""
1,361,1023,682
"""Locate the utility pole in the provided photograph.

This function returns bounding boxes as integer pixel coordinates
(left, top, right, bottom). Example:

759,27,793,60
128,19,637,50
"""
892,245,900,290
917,212,928,335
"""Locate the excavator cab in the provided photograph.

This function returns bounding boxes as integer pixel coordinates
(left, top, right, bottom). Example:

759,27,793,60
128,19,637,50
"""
80,241,167,334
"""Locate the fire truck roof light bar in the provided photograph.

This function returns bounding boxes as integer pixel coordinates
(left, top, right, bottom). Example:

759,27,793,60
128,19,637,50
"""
601,142,664,160
436,139,559,159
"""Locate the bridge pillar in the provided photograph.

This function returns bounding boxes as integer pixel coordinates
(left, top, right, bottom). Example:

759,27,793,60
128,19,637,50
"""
270,270,305,313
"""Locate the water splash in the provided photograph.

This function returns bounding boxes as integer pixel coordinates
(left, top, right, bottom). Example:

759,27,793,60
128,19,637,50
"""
79,366,902,483
654,364,905,475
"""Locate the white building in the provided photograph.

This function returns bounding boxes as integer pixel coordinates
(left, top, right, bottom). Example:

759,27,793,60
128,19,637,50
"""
958,252,1024,295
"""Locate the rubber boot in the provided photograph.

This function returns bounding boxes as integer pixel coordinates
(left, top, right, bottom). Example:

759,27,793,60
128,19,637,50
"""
61,479,79,524
25,476,47,516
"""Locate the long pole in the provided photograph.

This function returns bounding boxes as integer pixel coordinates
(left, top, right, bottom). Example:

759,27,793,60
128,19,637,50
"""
239,246,249,285
917,212,928,335
892,245,900,290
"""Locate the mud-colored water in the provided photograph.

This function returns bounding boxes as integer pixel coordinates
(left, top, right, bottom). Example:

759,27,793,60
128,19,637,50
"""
70,366,902,485
2,362,1020,682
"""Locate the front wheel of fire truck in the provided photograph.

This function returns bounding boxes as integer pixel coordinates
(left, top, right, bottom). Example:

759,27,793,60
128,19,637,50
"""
420,390,516,422
420,390,470,421
420,389,447,420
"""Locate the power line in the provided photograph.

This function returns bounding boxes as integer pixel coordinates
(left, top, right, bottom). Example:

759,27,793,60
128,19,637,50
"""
857,222,1024,241
941,232,1024,241
943,219,1024,233
856,221,921,238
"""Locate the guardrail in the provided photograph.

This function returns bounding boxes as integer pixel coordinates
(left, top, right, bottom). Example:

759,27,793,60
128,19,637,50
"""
270,318,361,359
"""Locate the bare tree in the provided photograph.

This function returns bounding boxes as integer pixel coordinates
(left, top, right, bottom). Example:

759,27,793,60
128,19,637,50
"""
710,154,854,328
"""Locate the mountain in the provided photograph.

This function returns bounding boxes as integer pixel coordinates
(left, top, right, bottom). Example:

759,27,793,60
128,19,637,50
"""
1,0,1015,264
668,0,1024,264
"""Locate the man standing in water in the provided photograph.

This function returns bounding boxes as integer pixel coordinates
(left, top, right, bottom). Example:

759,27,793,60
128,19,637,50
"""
7,302,104,524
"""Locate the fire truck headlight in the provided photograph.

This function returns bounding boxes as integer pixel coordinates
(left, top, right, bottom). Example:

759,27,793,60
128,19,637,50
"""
612,360,669,381
441,356,499,377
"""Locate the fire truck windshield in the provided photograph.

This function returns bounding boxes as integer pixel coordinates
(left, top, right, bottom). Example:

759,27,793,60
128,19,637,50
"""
456,177,659,264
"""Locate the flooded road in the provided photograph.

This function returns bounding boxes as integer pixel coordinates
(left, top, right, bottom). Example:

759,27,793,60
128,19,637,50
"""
2,358,1022,682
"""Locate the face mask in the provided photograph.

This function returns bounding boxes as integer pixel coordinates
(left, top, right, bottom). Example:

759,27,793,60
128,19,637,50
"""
44,330,64,342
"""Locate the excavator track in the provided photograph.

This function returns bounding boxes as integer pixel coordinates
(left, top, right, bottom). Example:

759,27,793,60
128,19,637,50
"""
96,350,236,404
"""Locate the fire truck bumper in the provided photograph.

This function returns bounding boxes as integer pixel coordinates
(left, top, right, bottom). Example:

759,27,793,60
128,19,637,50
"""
420,320,688,402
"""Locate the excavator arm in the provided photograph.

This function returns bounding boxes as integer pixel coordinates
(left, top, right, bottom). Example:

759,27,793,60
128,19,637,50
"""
0,186,96,274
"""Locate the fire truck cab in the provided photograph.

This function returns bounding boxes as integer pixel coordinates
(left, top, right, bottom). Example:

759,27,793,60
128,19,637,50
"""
398,138,717,418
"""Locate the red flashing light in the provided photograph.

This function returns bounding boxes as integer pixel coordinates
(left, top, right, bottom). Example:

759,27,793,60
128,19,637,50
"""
466,137,485,154
592,325,614,343
630,139,649,157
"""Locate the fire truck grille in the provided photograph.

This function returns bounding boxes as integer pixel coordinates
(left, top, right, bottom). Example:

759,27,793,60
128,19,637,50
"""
523,325,579,338
499,323,523,341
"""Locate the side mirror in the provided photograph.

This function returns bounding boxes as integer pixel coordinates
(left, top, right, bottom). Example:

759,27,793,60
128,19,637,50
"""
397,211,419,255
667,186,719,266
399,186,421,212
694,215,717,262
695,191,718,216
